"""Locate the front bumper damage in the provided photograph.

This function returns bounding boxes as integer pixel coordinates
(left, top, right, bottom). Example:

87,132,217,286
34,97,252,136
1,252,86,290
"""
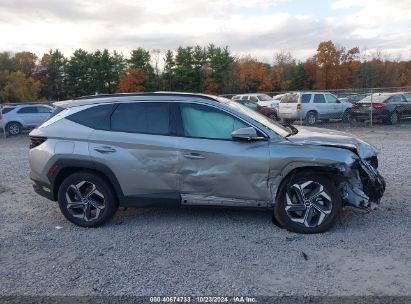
339,158,386,209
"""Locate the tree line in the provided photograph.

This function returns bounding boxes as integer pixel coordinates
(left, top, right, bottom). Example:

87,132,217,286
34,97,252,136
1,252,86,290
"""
0,40,410,103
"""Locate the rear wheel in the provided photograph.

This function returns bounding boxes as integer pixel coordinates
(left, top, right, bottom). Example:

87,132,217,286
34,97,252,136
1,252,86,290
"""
274,173,342,234
58,172,118,227
305,111,317,125
6,122,22,136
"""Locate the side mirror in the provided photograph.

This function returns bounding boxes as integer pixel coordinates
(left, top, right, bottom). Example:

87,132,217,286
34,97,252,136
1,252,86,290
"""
231,127,266,141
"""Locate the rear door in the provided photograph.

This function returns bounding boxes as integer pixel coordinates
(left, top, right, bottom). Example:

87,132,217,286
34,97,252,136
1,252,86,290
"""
175,102,271,205
16,106,39,126
87,102,180,201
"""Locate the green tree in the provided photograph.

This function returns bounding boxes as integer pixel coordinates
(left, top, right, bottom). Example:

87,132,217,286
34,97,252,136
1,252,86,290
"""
38,49,66,101
174,46,195,92
162,50,175,90
65,49,93,98
0,52,15,72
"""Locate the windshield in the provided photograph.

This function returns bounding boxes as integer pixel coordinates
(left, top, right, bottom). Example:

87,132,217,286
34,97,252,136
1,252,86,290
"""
217,97,291,137
257,94,272,101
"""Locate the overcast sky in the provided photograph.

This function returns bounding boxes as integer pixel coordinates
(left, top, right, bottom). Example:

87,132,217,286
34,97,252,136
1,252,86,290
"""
1,0,410,63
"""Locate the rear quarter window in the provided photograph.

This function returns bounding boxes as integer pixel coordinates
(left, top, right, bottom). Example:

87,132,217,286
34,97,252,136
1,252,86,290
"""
67,104,115,130
1,107,15,114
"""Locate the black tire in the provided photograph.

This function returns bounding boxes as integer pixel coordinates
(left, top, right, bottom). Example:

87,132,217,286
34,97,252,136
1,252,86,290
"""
305,111,317,125
58,171,118,227
388,111,399,125
342,109,351,123
268,113,278,121
274,173,342,234
6,122,22,136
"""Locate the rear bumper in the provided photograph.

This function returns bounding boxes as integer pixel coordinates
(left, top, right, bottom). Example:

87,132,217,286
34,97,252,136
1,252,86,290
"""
351,109,389,121
279,112,302,119
31,179,55,201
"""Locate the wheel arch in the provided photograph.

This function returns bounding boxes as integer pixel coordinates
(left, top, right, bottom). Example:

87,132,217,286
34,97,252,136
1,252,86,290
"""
274,165,345,203
50,159,124,202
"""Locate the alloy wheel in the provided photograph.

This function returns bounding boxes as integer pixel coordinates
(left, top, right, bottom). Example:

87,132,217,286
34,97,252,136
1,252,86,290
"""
65,181,105,222
284,181,333,228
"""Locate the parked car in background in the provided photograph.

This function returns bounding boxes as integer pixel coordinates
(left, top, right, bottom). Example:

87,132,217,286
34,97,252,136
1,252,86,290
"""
351,92,411,124
232,93,278,109
339,94,369,104
279,92,352,125
0,104,53,135
233,99,278,121
29,92,385,233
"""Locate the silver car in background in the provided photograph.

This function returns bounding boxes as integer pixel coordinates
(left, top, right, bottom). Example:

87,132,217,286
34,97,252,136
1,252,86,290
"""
29,92,385,234
279,92,352,125
0,104,53,135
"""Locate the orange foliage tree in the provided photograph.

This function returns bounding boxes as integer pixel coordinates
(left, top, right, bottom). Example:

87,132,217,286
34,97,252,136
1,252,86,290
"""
116,68,146,93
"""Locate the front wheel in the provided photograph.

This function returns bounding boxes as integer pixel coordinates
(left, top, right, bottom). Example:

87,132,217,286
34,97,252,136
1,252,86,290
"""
58,171,118,227
274,173,342,234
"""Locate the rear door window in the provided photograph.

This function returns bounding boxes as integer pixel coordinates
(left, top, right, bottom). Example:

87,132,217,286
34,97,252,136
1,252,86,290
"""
313,94,326,103
249,96,258,102
388,95,404,103
17,106,38,114
111,102,171,135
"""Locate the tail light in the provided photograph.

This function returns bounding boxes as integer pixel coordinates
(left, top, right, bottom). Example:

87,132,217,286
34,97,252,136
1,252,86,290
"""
373,103,386,109
30,136,47,149
352,103,359,109
296,104,302,110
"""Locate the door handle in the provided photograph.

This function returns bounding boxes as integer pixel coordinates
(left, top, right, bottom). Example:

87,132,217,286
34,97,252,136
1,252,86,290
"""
183,153,205,159
94,146,116,153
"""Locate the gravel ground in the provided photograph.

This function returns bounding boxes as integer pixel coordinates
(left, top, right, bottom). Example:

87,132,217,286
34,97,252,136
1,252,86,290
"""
0,124,410,296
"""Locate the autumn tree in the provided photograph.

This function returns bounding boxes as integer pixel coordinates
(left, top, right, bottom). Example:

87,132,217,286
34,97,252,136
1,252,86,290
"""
117,67,146,92
14,52,38,76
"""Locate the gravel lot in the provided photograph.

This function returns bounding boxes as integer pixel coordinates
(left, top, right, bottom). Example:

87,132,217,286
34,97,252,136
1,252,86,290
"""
0,124,410,296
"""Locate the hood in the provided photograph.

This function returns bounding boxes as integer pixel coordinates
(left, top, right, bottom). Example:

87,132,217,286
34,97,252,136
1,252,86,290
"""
287,126,378,159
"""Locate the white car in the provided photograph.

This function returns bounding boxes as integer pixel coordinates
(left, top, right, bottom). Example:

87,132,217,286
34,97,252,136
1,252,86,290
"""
0,104,53,135
278,92,352,125
232,93,278,109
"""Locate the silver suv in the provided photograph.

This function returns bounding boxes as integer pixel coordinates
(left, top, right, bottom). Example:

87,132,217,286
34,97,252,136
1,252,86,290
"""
0,104,53,135
29,93,385,233
279,92,352,125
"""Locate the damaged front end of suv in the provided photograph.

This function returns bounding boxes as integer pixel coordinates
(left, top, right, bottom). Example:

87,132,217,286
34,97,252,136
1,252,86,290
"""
337,156,386,210
286,126,386,211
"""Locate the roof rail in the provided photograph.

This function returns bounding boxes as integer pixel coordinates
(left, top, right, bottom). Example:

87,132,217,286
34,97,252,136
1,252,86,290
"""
73,92,217,101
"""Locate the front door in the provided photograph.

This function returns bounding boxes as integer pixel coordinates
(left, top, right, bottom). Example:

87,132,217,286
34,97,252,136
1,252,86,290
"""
175,102,271,206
